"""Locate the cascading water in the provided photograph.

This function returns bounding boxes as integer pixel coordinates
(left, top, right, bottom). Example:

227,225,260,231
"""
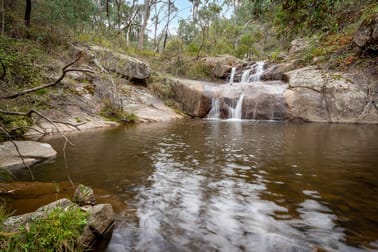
240,69,252,83
229,67,236,84
228,93,245,120
207,97,221,119
248,61,265,82
205,60,286,121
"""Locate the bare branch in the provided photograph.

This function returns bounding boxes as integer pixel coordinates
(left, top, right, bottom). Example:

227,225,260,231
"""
0,125,35,181
0,55,94,100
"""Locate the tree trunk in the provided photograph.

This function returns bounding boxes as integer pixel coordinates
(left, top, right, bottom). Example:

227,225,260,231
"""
1,0,5,36
24,0,31,28
138,0,151,50
162,0,172,51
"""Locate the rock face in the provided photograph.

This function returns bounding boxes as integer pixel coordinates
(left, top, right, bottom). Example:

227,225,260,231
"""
288,38,309,55
284,67,378,123
353,14,378,51
89,45,151,80
170,78,212,117
201,55,247,79
0,141,57,170
171,78,287,120
170,66,378,123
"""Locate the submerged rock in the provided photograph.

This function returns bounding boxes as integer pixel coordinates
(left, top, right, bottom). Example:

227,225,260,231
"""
0,141,57,170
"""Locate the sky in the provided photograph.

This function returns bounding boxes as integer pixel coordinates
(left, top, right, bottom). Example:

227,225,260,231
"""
146,0,234,36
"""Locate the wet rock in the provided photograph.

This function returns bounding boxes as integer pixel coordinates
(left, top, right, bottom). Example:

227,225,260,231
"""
89,45,151,80
0,141,57,170
284,67,378,123
73,184,97,206
201,55,246,78
353,14,378,51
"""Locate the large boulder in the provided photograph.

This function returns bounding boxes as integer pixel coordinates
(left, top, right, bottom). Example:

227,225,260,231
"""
89,45,151,80
0,141,57,170
261,61,300,81
201,55,246,79
170,78,212,117
284,67,378,123
353,14,378,51
78,203,114,248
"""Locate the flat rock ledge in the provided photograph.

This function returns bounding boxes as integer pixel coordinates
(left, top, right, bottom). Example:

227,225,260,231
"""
0,141,57,171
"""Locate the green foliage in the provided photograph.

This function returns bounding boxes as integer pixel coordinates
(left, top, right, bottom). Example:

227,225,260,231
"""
2,206,88,252
0,113,32,141
0,168,15,183
100,105,137,123
0,37,44,88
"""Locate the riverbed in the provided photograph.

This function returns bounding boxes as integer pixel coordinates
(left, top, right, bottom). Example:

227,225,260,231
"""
15,120,378,251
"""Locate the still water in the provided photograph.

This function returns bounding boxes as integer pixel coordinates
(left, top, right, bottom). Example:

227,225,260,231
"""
20,120,378,251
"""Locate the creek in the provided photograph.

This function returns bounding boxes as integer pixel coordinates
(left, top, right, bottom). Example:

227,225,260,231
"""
14,120,378,251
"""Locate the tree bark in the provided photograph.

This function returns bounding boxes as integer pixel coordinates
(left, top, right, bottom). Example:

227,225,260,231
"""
24,0,31,28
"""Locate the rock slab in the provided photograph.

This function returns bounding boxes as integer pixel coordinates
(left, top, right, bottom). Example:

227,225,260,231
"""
0,141,57,170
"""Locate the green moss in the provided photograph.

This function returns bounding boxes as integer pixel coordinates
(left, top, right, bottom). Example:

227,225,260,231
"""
100,105,137,123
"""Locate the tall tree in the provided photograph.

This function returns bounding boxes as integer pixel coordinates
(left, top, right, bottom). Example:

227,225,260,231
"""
24,0,31,28
138,0,152,50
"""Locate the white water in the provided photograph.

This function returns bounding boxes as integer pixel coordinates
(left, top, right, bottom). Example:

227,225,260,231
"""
229,67,236,84
240,69,252,83
248,61,265,82
207,97,221,119
228,93,245,120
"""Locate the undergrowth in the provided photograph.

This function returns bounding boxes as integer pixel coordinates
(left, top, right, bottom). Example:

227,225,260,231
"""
0,206,88,252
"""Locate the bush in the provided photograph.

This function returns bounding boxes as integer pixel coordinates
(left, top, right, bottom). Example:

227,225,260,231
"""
2,206,88,252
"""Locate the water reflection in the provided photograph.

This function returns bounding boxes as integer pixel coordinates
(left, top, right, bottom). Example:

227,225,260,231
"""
16,121,378,251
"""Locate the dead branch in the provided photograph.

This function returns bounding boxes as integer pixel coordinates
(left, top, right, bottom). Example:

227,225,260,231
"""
0,55,94,100
0,125,35,181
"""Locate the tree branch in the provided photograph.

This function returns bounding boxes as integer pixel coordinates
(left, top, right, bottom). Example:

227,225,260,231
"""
0,125,35,181
0,55,94,100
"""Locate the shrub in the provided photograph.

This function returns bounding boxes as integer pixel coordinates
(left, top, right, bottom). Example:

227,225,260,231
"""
2,206,88,252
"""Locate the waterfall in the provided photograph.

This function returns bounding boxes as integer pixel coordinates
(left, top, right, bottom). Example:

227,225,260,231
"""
240,69,252,83
228,93,245,120
207,97,221,119
248,61,264,82
229,67,236,84
253,101,259,120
